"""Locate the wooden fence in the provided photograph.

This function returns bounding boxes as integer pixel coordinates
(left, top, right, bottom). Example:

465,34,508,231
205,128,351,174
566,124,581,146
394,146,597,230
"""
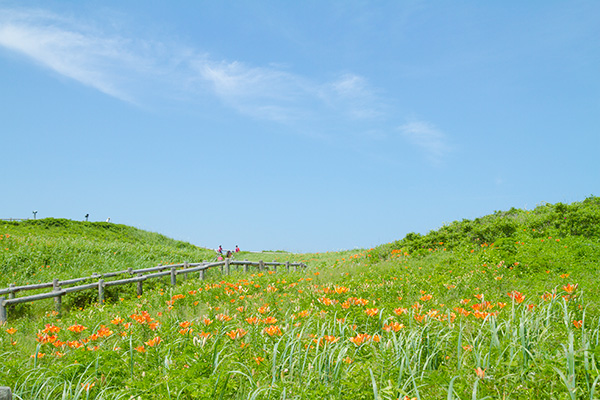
0,259,306,323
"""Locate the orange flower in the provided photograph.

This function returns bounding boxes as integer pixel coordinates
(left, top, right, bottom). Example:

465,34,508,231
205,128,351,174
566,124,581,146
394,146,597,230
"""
201,317,213,326
225,328,247,340
318,297,337,306
349,333,370,346
110,317,123,325
5,328,17,335
145,336,161,347
36,333,58,344
334,286,349,294
81,382,95,392
393,307,407,316
540,292,553,301
348,297,369,306
245,316,259,325
254,356,264,364
257,305,270,314
262,316,278,324
365,308,379,317
314,335,340,346
419,294,433,301
135,345,146,353
563,283,578,294
216,313,232,322
382,322,405,332
66,340,83,349
130,311,154,325
179,321,192,329
414,314,427,323
198,331,212,339
475,367,486,379
263,325,282,336
573,320,583,329
507,291,525,304
42,324,61,334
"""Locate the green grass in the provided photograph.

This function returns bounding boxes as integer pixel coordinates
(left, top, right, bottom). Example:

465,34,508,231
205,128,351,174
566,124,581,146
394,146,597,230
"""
1,197,599,399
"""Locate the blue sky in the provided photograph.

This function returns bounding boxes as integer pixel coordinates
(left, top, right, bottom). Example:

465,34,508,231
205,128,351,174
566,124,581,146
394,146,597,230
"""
1,1,598,253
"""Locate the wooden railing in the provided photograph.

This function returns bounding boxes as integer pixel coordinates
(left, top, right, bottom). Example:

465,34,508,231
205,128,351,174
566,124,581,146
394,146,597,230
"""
0,259,306,323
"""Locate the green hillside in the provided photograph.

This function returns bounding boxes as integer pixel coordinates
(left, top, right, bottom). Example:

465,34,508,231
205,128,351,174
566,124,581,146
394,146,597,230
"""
1,197,600,399
377,195,600,255
0,218,216,288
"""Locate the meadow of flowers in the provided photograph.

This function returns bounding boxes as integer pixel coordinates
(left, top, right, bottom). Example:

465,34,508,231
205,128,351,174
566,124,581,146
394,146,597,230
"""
1,198,599,399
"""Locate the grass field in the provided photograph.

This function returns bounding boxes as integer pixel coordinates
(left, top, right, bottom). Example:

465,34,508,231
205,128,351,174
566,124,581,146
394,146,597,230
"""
1,197,599,399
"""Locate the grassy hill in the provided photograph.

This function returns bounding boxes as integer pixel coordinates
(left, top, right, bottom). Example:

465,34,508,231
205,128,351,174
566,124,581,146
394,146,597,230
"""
0,218,217,288
1,197,599,399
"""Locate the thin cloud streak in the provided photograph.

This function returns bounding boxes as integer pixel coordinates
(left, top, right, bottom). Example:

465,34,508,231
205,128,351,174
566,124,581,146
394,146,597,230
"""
0,9,143,103
399,121,452,165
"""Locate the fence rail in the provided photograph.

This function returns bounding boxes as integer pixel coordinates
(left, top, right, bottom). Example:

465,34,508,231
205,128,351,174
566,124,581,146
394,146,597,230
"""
0,259,306,323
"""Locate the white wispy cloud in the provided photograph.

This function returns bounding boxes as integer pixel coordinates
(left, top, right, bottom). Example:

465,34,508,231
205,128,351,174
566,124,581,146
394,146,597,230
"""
323,73,385,119
398,121,452,164
193,59,317,122
0,6,387,126
0,8,149,102
0,5,452,164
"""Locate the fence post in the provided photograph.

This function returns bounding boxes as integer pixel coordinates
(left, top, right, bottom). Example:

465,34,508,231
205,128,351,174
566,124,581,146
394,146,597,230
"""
170,267,176,286
0,386,12,400
158,264,164,283
286,261,290,272
259,260,264,272
244,260,249,273
183,262,189,280
0,297,6,324
8,284,15,300
273,260,277,273
98,279,104,305
136,274,143,296
225,258,230,275
199,268,205,280
53,279,62,317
